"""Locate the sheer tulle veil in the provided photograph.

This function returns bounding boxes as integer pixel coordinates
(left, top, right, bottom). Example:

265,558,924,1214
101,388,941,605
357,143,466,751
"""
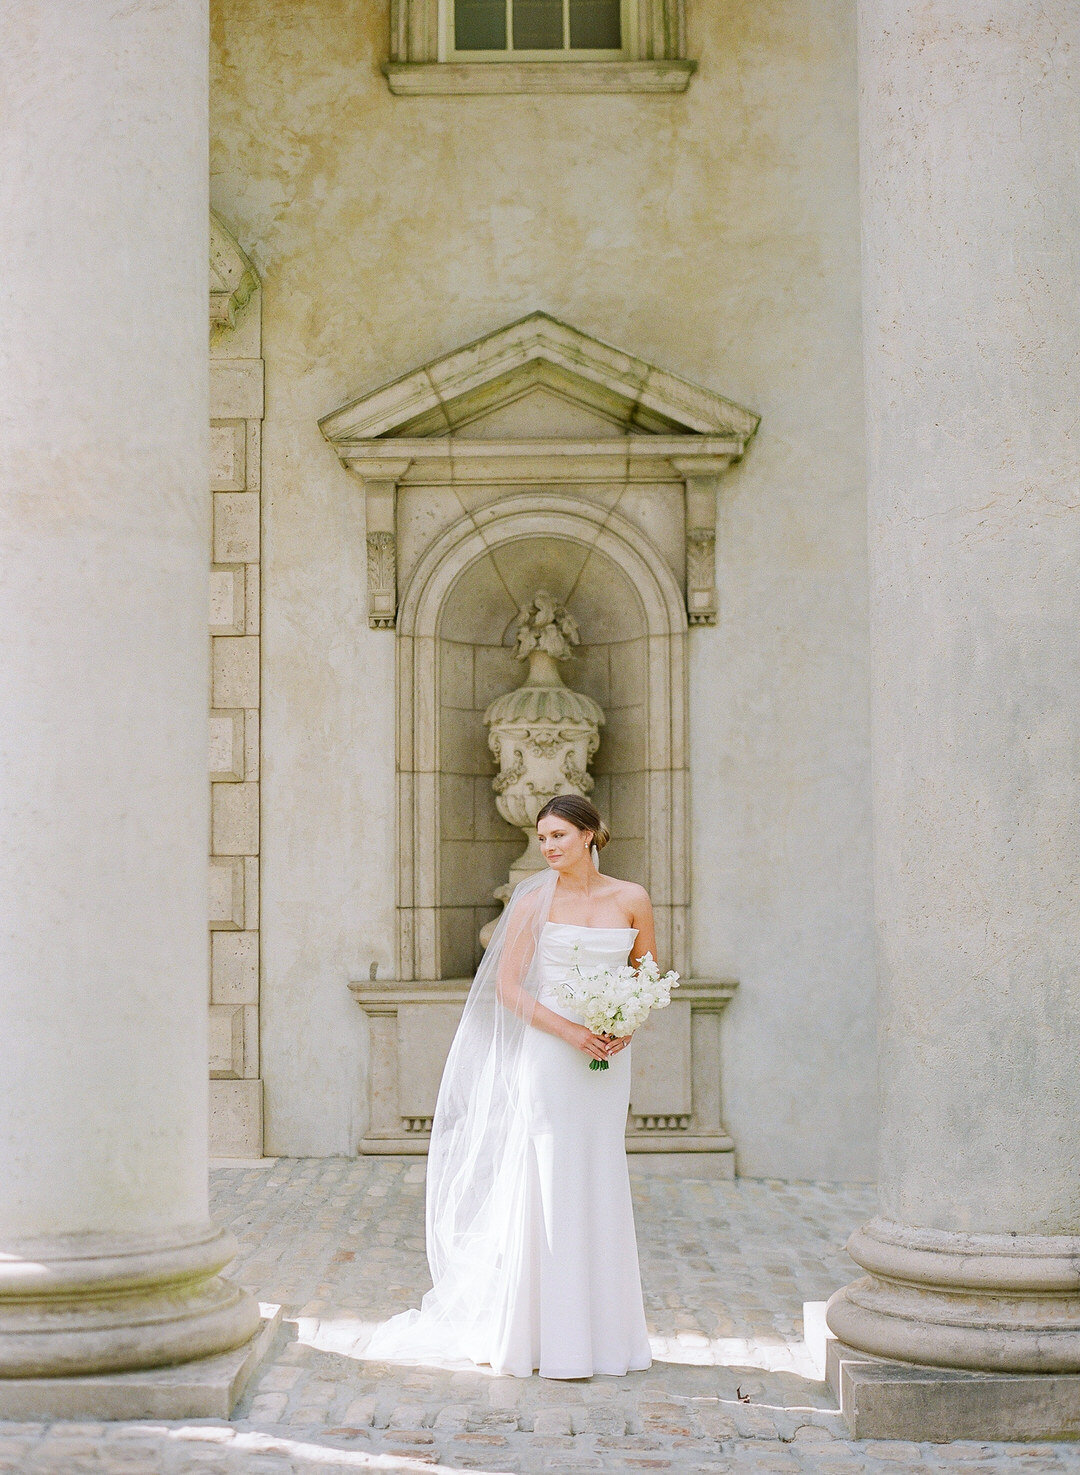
361,865,558,1369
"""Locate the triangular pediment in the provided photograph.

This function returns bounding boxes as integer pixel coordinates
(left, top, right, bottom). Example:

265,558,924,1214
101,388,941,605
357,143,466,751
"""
318,312,759,446
449,378,629,440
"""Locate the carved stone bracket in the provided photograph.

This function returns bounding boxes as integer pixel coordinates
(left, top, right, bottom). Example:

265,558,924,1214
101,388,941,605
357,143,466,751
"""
366,531,397,629
685,527,717,625
209,211,259,332
674,457,733,627
350,460,411,629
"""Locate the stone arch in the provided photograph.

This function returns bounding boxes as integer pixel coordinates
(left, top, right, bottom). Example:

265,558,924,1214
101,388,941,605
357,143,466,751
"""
396,494,689,983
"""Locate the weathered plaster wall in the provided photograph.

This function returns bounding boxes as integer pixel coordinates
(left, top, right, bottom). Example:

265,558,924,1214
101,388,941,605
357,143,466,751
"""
210,0,876,1176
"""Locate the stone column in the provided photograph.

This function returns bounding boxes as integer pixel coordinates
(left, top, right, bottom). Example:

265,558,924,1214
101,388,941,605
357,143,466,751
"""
827,0,1080,1387
0,4,259,1375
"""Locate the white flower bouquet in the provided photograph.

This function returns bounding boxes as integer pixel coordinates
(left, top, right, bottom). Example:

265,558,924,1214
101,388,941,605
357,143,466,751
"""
553,953,680,1070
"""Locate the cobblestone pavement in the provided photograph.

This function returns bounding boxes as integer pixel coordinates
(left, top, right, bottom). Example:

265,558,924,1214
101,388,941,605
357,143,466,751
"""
4,1158,1080,1473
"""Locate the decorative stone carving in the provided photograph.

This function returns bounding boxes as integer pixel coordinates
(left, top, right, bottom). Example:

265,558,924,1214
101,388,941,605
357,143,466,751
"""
674,459,733,627
482,593,604,934
209,211,258,331
321,315,759,641
685,528,717,625
325,315,757,1171
320,316,761,978
329,461,410,630
366,530,397,629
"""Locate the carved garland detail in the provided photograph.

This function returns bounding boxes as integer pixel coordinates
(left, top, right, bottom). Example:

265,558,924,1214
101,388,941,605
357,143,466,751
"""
686,527,717,626
366,530,397,629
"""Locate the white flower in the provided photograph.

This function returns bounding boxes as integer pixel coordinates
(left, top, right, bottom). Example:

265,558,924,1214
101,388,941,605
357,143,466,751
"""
551,953,680,1042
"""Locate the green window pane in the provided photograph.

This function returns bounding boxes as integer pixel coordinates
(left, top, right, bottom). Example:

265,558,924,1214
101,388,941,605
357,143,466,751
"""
456,0,507,50
569,0,620,47
513,0,563,50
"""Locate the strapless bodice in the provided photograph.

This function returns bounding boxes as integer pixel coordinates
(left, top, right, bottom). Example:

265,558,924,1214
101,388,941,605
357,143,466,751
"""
535,922,637,1016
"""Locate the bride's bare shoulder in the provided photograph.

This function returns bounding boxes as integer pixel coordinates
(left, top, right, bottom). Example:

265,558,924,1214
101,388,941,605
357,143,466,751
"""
509,883,549,923
604,877,652,911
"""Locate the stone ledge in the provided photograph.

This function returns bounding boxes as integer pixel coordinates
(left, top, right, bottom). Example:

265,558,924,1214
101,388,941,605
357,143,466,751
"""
383,60,697,95
827,1337,1080,1442
627,1149,735,1180
0,1305,280,1422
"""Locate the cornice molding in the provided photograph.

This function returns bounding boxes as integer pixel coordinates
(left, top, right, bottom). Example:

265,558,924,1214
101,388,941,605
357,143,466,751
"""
319,311,759,447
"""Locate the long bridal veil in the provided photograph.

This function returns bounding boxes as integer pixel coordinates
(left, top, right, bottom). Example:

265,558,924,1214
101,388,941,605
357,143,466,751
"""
361,865,558,1370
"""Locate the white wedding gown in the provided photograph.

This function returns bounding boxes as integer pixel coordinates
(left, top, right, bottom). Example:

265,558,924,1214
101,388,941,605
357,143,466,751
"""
361,910,652,1380
487,921,652,1378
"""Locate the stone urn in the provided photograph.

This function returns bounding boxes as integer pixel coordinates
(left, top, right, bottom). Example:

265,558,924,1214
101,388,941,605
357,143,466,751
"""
480,592,605,944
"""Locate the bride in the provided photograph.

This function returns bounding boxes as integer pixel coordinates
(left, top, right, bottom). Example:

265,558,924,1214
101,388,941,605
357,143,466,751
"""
362,793,656,1379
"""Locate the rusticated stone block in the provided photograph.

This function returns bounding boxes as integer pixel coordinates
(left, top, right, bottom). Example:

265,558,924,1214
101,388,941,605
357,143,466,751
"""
209,856,245,930
212,781,259,856
243,708,260,778
209,710,244,781
243,855,259,929
245,420,261,489
210,419,246,490
212,636,259,709
211,931,258,1005
244,561,260,633
209,565,245,635
214,491,260,564
209,1078,264,1158
210,359,263,419
209,1004,244,1077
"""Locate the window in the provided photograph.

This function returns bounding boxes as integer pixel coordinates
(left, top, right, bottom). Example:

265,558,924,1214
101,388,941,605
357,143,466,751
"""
385,0,694,94
453,0,623,55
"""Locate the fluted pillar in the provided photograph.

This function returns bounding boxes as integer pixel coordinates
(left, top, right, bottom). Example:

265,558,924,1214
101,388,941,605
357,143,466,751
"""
827,0,1080,1387
0,4,259,1375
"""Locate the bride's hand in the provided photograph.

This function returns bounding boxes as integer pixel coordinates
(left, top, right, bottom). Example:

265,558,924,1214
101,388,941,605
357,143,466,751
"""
561,1023,627,1061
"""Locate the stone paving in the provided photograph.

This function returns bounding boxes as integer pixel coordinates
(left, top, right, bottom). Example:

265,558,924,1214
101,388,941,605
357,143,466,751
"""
3,1157,1080,1473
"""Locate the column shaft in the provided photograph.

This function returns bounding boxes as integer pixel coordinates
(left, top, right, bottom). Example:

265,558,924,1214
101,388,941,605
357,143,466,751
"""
0,2,258,1374
827,0,1080,1373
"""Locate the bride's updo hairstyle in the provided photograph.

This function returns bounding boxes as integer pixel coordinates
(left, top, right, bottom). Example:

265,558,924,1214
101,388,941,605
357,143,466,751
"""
535,794,611,851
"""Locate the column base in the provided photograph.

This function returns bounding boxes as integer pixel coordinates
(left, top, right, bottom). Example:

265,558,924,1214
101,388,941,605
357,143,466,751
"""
0,1223,261,1379
826,1338,1080,1442
827,1217,1080,1373
0,1305,280,1421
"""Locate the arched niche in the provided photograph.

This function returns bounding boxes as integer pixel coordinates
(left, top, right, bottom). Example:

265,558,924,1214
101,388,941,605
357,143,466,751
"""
326,315,755,1165
437,535,650,976
397,494,688,983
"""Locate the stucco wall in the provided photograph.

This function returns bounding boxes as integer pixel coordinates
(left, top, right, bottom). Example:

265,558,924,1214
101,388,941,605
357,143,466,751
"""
210,0,876,1177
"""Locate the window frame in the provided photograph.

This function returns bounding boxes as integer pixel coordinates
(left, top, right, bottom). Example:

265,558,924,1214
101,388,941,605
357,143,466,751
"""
384,0,695,94
442,0,636,62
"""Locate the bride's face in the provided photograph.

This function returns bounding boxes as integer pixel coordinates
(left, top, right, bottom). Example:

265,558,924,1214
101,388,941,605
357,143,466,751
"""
537,814,593,871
